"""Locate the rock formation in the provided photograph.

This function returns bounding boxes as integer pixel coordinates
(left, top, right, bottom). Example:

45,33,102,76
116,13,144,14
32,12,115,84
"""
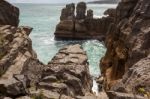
54,2,114,40
38,44,94,98
60,3,75,21
76,2,87,20
99,0,150,98
0,0,19,26
0,25,44,98
0,1,97,99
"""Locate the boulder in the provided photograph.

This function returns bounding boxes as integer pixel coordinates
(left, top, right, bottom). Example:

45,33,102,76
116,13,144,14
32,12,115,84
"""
0,75,28,97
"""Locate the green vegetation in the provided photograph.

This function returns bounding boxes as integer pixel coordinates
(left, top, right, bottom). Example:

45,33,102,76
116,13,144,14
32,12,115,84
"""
31,91,45,99
138,87,150,98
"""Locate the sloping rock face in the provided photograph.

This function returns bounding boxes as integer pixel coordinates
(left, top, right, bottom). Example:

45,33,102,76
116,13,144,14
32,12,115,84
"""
0,0,19,26
0,25,44,98
100,0,150,98
38,44,93,98
55,2,114,40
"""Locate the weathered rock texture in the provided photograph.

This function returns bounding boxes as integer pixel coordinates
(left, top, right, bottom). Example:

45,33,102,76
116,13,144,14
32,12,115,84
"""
0,1,98,99
55,2,114,40
0,0,19,26
100,0,150,98
0,25,44,98
38,44,93,98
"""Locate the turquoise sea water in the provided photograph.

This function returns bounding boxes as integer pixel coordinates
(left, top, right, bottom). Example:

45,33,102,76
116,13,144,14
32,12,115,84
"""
14,3,116,77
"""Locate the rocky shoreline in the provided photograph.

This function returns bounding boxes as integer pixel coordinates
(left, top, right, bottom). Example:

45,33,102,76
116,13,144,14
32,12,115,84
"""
0,0,150,99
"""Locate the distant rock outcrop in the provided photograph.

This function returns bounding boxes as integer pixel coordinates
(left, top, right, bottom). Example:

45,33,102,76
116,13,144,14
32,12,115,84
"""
0,0,19,26
54,2,114,40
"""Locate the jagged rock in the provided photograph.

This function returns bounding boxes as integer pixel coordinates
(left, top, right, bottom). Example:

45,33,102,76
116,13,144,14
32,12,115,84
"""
0,0,19,26
0,25,36,76
104,8,116,18
60,3,75,20
100,0,150,98
76,2,87,20
0,25,43,98
38,44,92,97
87,9,93,19
21,58,44,84
0,75,28,97
55,2,114,40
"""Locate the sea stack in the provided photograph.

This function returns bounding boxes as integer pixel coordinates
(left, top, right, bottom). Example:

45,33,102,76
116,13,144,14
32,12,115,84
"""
54,2,114,40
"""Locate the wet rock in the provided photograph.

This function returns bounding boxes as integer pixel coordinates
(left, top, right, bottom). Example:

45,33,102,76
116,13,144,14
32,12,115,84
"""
0,0,19,26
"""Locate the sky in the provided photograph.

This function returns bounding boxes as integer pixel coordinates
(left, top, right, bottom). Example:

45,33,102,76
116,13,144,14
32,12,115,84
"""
7,0,94,3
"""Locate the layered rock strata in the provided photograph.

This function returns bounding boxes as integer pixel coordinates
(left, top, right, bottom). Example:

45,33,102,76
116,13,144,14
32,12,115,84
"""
99,0,150,98
55,2,114,40
37,44,95,98
0,25,44,98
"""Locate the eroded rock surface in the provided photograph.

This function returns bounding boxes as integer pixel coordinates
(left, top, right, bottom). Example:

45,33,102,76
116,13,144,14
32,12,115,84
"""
0,25,43,98
38,44,93,98
99,0,150,98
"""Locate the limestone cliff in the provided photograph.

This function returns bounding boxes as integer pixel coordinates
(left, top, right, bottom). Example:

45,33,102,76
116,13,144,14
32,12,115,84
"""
100,0,150,98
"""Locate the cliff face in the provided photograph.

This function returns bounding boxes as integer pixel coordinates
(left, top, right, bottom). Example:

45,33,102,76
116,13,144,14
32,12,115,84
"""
0,0,19,26
55,2,113,40
100,0,150,97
